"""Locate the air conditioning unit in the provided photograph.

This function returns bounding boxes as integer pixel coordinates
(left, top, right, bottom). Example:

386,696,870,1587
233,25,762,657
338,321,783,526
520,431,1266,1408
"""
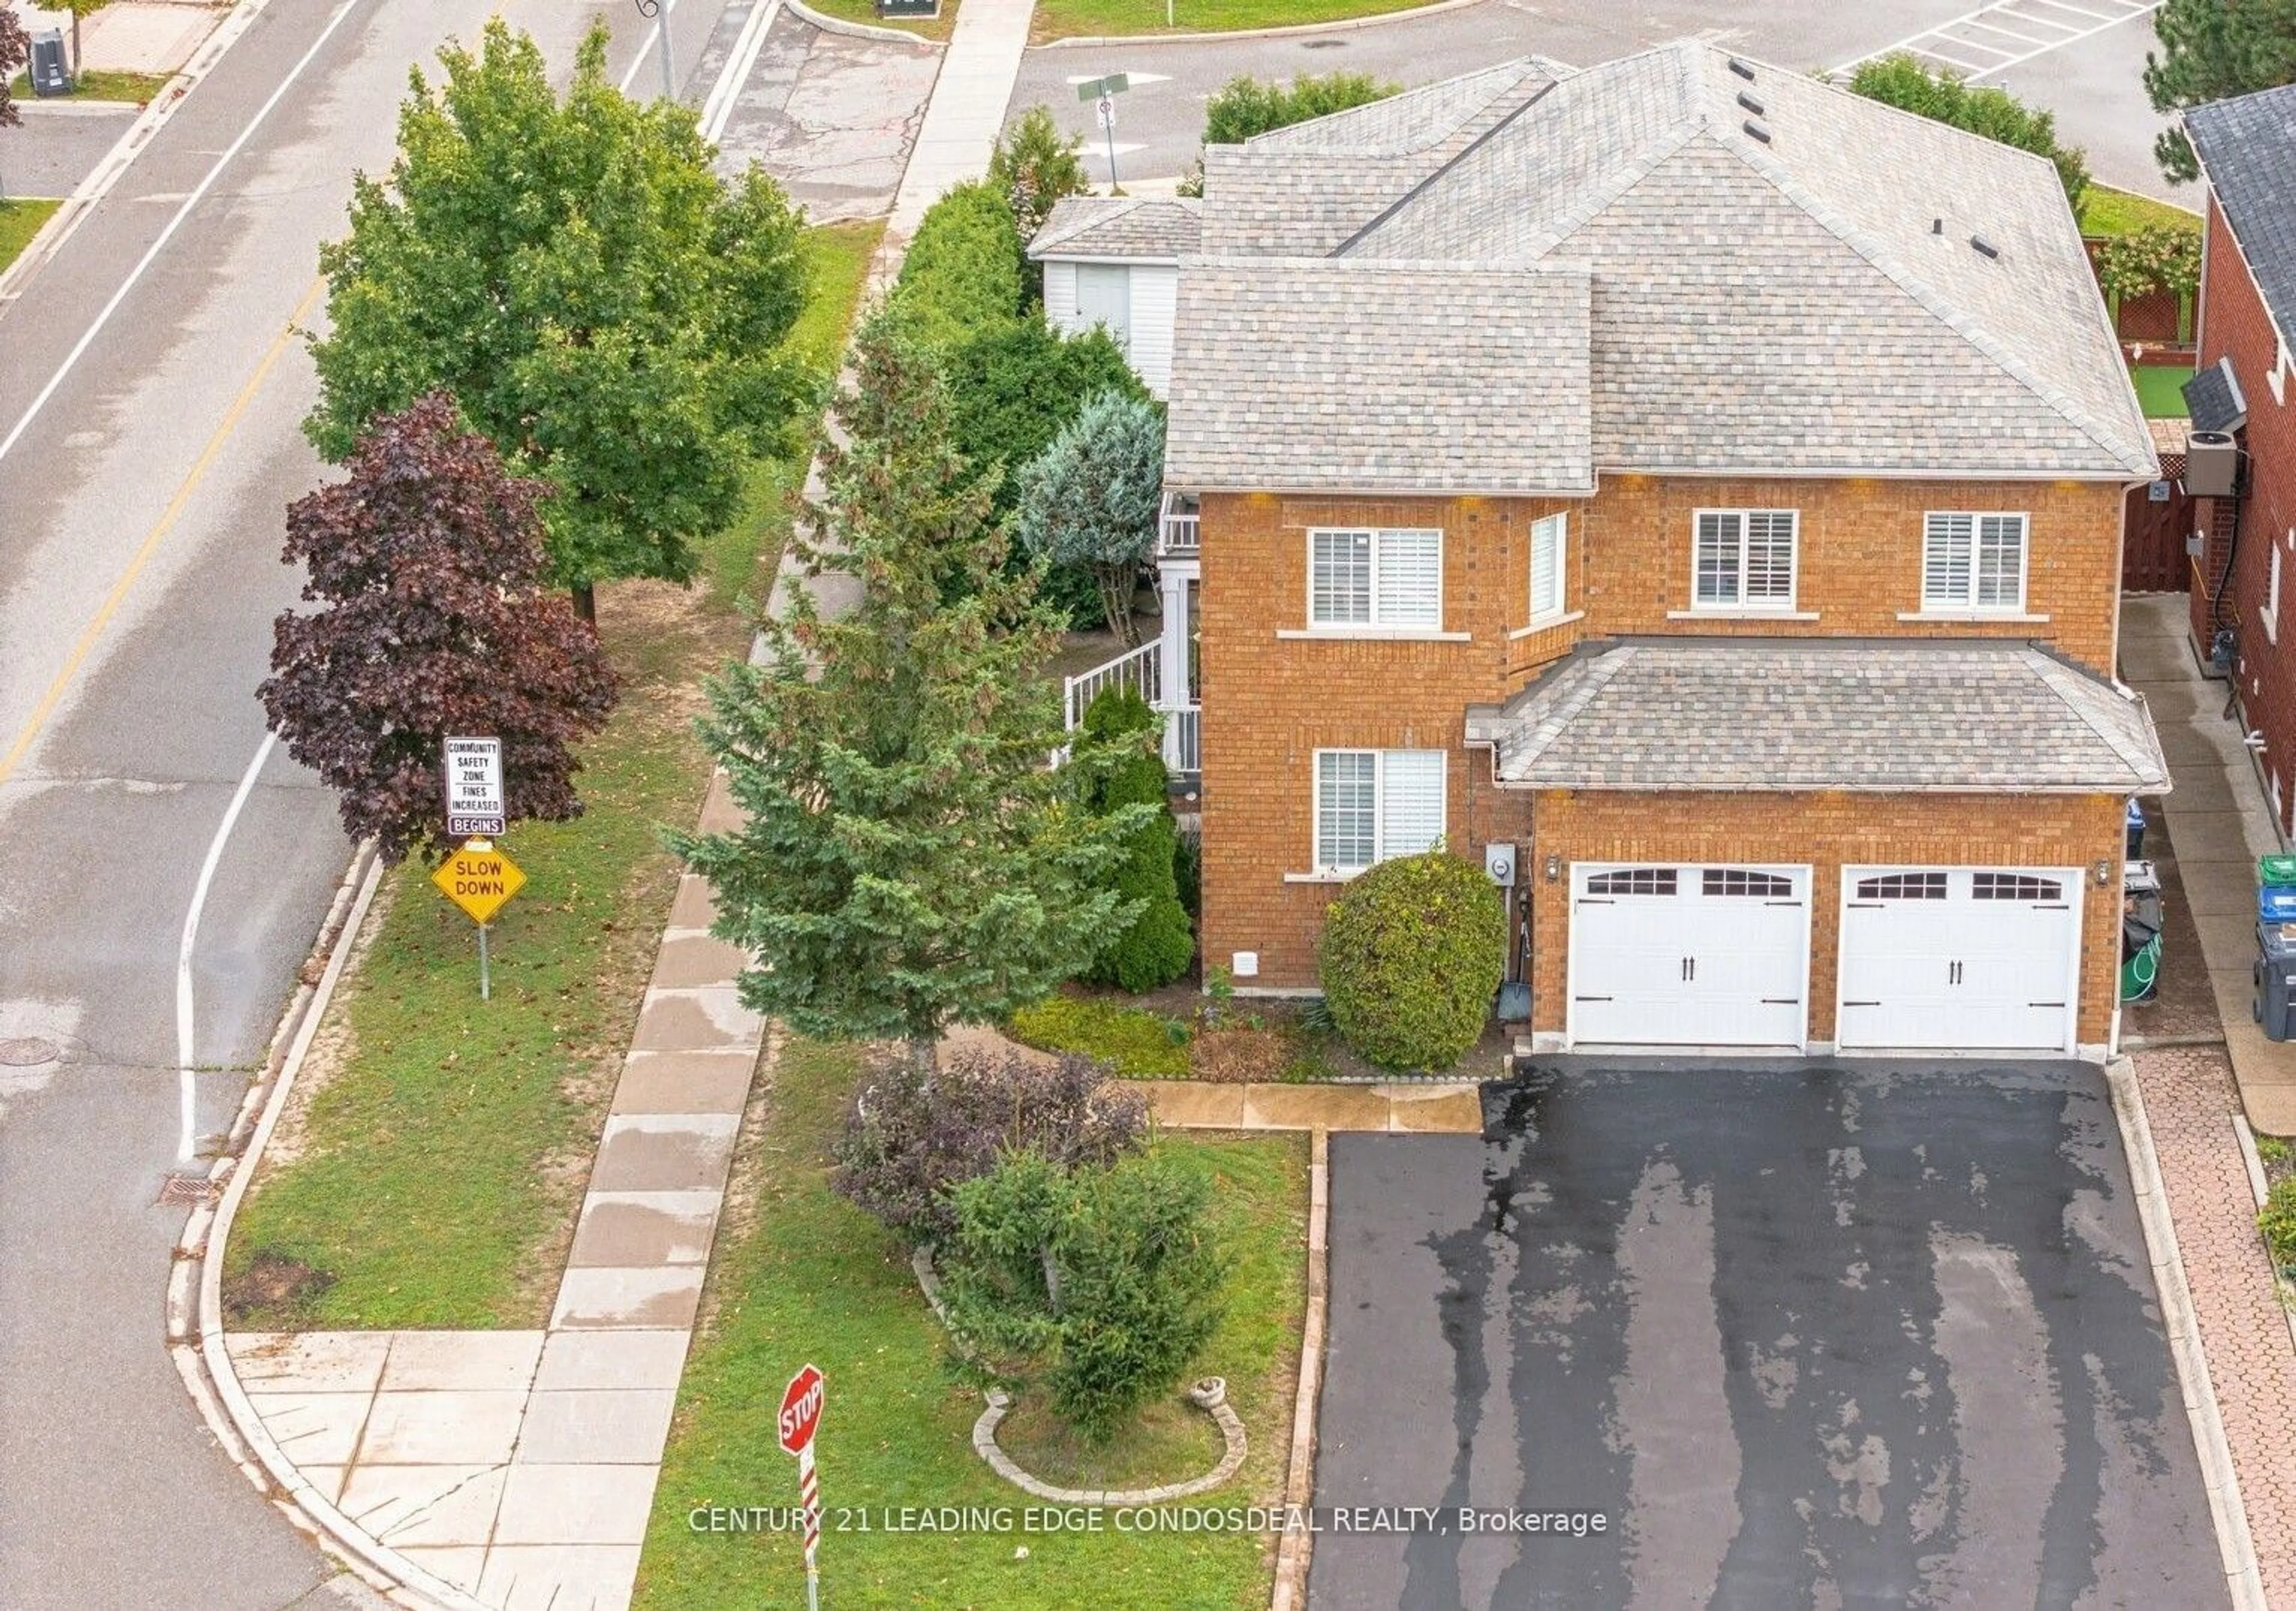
2185,431,2245,499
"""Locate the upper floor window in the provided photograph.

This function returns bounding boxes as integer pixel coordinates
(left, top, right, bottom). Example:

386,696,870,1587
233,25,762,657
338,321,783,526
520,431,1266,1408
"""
1314,750,1446,872
1529,513,1568,620
1693,510,1797,609
1076,264,1131,351
1923,513,2028,611
1309,527,1442,629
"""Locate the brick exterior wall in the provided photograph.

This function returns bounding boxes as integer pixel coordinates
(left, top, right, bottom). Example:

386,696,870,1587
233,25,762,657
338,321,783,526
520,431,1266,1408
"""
1197,476,2133,1035
2193,195,2296,832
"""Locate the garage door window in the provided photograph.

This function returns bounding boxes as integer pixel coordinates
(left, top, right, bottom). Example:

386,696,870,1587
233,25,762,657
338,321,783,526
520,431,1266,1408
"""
1314,750,1446,872
1703,869,1793,897
1856,872,1948,900
1586,867,1677,895
1973,872,2065,901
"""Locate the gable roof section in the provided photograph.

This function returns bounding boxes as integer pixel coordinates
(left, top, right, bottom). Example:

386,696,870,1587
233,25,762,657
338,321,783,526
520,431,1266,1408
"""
1164,258,1593,495
1192,41,2153,480
1463,640,2170,793
1030,196,1202,261
2187,82,2296,349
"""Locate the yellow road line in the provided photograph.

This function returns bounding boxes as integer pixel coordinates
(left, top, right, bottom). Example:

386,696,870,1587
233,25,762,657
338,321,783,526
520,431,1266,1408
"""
0,275,326,790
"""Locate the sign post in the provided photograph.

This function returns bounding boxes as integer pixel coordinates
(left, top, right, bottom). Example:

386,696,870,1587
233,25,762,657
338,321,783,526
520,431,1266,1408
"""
430,840,527,1000
1076,73,1130,189
779,1364,826,1611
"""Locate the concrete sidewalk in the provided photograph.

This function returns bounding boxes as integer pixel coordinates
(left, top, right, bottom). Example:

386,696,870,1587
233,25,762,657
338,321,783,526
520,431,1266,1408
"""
885,0,1034,248
2120,594,2296,1133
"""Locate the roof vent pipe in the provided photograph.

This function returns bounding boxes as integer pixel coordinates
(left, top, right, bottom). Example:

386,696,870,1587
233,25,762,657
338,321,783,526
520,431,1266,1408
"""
1931,217,1943,234
1737,91,1764,115
1729,57,1755,81
1743,119,1772,143
1971,234,1999,259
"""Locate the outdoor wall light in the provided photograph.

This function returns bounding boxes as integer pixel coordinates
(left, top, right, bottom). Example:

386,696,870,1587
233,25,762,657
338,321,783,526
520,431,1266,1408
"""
1545,853,1562,883
2095,861,2111,886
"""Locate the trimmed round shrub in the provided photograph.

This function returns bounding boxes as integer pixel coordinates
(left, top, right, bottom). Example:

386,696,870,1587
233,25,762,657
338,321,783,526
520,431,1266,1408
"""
1318,849,1505,1070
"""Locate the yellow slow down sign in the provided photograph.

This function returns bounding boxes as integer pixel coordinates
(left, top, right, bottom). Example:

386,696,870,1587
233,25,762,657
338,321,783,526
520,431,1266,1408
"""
432,842,526,925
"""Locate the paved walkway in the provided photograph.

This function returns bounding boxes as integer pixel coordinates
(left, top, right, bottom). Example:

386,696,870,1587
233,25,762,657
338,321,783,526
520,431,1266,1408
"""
1141,1078,1482,1133
2121,594,2296,1131
886,0,1033,246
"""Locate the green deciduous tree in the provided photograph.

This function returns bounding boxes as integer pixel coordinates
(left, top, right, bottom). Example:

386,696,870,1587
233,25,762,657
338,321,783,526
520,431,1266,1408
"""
305,20,809,622
2147,0,2296,181
674,316,1145,1076
1846,54,2090,209
990,103,1091,246
886,180,1027,351
36,0,110,79
2096,224,2203,302
1180,71,1400,196
259,392,619,865
1074,689,1193,992
1010,390,1164,644
940,1148,1228,1444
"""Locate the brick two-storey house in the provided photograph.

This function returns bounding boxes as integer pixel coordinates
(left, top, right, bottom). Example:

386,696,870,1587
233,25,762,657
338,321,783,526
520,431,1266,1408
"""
1054,44,2169,1059
2184,85,2296,830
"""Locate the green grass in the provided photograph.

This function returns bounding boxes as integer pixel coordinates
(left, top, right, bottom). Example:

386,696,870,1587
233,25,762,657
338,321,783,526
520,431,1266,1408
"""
1034,0,1433,37
7,68,174,103
2133,364,2195,420
2080,184,2202,240
634,1040,1307,1610
0,198,63,275
805,0,960,39
224,221,881,1331
1007,994,1192,1078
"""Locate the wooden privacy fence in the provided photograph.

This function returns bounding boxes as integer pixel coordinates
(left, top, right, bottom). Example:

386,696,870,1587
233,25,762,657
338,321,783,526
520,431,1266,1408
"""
2124,451,2195,594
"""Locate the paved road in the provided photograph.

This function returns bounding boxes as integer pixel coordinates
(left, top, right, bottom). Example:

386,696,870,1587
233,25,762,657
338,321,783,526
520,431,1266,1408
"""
1311,1061,2227,1610
1,102,138,203
0,1,728,1605
1009,0,2188,203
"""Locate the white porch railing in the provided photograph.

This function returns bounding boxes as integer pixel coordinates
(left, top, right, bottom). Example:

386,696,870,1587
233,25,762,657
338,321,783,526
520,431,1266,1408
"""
1063,640,1161,732
1161,491,1199,555
1170,706,1201,772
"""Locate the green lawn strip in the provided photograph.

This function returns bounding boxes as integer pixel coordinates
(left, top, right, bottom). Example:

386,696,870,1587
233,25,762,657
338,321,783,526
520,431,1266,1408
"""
7,68,174,103
804,0,960,40
1034,0,1431,38
2079,184,2202,240
224,220,881,1331
0,198,63,274
2132,364,2195,420
636,1039,1306,1610
1007,993,1192,1077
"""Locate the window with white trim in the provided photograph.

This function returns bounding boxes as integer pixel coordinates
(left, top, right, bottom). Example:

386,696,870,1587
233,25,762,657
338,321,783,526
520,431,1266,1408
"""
1309,528,1442,629
1314,750,1446,872
1922,513,2028,610
1528,513,1568,621
1693,510,1797,608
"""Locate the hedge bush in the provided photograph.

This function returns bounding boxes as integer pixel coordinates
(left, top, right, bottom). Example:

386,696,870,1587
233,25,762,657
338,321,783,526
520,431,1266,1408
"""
887,181,1025,351
1318,849,1504,1071
1077,688,1194,991
1007,994,1191,1079
2260,1175,2296,1276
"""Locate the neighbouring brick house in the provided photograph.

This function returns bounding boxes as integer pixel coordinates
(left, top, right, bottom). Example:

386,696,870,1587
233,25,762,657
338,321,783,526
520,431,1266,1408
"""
2184,85,2296,831
1049,43,2169,1058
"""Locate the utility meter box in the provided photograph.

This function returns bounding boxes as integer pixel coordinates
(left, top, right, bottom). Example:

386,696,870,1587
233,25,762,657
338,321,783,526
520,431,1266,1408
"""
1483,844,1518,886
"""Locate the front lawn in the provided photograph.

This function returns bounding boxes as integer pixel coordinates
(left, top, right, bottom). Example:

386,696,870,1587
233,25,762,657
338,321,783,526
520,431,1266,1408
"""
805,0,960,39
7,68,173,103
222,221,883,1331
634,1038,1306,1610
0,198,62,275
1034,0,1434,38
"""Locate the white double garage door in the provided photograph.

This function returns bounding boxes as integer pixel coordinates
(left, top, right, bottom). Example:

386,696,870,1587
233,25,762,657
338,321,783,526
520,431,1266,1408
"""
1568,863,2084,1054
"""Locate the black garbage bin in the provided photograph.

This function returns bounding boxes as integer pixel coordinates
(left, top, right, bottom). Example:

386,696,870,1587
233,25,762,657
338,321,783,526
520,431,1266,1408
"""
2123,862,2163,1004
2257,922,2296,1041
29,30,69,97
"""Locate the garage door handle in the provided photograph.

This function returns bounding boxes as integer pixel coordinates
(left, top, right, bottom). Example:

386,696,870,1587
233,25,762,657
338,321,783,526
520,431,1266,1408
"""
1574,995,1614,1002
1577,898,1616,906
1842,1000,1878,1007
1847,901,1881,909
1766,900,1805,907
1762,998,1800,1005
2029,1000,2066,1008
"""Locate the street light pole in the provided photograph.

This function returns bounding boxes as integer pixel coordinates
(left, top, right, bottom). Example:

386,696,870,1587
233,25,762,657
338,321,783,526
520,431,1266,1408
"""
633,0,676,102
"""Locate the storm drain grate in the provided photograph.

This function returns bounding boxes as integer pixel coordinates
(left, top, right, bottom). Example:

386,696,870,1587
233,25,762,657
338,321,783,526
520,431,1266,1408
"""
157,1173,225,1206
0,1037,60,1067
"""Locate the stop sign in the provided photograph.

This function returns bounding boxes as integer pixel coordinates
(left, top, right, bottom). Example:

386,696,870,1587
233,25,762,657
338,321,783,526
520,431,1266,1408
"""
778,1364,825,1456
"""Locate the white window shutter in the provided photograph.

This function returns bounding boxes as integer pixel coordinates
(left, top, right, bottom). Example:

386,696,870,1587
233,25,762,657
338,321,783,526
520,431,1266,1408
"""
1744,511,1796,602
1317,752,1377,869
1378,751,1446,858
1311,531,1372,625
1375,530,1442,628
1530,514,1565,618
1695,512,1741,604
1976,515,2025,608
1925,513,1974,606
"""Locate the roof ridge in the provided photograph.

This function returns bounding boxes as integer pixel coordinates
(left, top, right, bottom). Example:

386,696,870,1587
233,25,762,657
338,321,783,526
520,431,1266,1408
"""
1331,77,1562,256
1709,130,2152,476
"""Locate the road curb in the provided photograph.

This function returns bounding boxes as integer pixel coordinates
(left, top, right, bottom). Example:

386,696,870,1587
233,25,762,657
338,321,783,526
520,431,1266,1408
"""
2107,1054,2268,1610
164,845,487,1611
1271,1126,1329,1611
784,0,939,45
1040,0,1486,50
0,0,279,306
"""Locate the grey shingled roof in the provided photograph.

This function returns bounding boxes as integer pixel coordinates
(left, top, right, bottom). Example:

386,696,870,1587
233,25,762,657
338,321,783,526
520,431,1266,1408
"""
2187,83,2296,351
1463,640,2169,793
1182,41,2154,481
2184,356,2247,434
1164,258,1592,494
1029,196,1202,261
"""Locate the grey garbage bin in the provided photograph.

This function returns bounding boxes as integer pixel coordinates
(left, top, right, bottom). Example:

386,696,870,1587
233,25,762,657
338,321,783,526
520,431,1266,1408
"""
2257,922,2296,1041
29,30,69,97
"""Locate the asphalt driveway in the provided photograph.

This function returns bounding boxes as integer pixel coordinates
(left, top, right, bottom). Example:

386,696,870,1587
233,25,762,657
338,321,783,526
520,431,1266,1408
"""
1311,1060,2229,1610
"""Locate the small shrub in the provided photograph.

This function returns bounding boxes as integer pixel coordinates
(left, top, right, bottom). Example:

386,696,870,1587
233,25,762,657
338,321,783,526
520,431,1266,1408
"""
831,1048,1147,1244
1318,849,1505,1071
887,181,1025,351
940,1148,1228,1443
2261,1176,2296,1274
1075,689,1194,991
990,103,1090,248
1007,994,1191,1079
2258,1135,2292,1167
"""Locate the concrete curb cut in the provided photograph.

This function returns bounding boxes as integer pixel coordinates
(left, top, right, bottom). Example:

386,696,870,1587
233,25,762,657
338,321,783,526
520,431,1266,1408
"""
784,0,939,45
0,0,277,305
1271,1126,1329,1611
165,846,483,1611
2108,1056,2268,1610
1040,0,1486,49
